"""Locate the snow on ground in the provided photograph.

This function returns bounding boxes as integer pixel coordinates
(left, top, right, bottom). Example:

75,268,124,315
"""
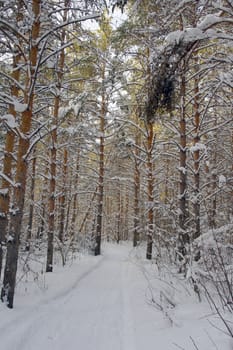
0,243,232,350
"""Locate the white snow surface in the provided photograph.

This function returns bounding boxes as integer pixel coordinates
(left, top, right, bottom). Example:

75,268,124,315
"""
1,114,18,128
0,243,232,350
13,101,27,113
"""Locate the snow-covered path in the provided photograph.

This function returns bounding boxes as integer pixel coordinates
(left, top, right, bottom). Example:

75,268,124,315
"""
0,245,140,350
0,243,232,350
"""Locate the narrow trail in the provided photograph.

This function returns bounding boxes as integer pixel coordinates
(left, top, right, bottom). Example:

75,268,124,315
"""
1,244,231,350
0,244,139,350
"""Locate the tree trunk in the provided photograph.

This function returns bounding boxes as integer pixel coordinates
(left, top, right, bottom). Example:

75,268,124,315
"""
0,131,15,280
46,109,57,272
0,0,23,279
146,122,154,260
192,60,201,240
178,64,189,255
70,156,80,238
94,84,105,256
58,148,68,243
1,0,41,308
123,189,129,240
116,181,121,244
26,150,37,250
133,164,140,247
230,129,233,220
46,1,69,272
205,130,217,229
37,172,48,239
133,131,141,247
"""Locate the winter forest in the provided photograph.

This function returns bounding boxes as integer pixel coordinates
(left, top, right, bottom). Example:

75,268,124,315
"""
0,0,232,349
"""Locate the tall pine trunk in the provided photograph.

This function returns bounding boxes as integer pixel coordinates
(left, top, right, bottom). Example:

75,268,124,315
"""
26,149,37,250
46,1,69,272
46,122,57,272
0,130,15,280
178,63,189,255
192,57,201,240
133,130,141,247
94,77,106,256
146,122,154,260
70,153,80,239
37,169,48,239
1,0,41,308
116,181,121,244
58,148,68,242
123,189,129,240
205,127,217,229
0,0,23,279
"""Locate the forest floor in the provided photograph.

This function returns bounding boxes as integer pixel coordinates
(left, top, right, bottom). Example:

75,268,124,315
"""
0,242,232,350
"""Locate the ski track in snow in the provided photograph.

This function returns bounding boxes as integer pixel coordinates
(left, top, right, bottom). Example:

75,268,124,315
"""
0,245,138,350
121,257,136,350
0,243,232,350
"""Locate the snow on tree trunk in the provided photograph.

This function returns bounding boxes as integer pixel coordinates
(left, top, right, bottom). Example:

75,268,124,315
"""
1,0,41,308
26,149,37,250
146,122,154,260
192,54,201,240
133,130,141,247
46,0,69,272
95,76,106,256
58,148,68,243
178,62,189,255
0,0,23,279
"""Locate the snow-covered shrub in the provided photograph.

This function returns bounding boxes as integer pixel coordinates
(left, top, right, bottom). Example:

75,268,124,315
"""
194,225,233,337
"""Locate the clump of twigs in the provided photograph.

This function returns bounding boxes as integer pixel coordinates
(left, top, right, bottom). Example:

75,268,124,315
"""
145,40,197,122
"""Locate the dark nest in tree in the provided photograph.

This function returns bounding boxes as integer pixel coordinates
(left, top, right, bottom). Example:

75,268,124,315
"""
145,40,197,123
146,71,175,120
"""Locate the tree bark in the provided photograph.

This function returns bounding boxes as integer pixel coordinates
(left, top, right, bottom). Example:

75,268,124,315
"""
46,0,69,272
0,131,15,280
26,149,37,250
178,64,189,255
116,181,121,244
123,189,129,240
94,76,105,256
37,171,48,239
133,131,141,247
58,148,68,243
192,59,201,240
1,0,41,308
46,122,57,272
70,153,80,238
146,122,154,260
0,0,23,279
